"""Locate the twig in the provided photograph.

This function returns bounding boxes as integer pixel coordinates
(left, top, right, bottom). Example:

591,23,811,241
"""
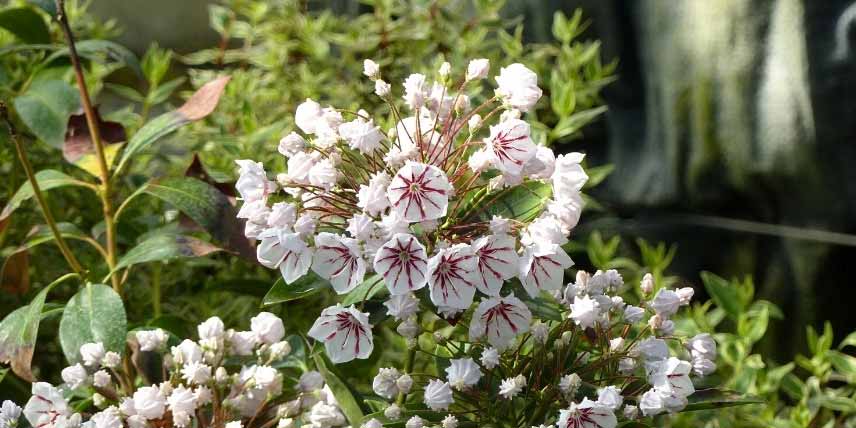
54,0,120,292
1,103,84,275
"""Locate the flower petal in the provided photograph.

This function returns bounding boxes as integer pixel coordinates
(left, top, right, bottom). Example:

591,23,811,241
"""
312,233,366,294
472,235,518,296
373,233,429,295
519,243,574,298
427,244,478,309
387,162,451,222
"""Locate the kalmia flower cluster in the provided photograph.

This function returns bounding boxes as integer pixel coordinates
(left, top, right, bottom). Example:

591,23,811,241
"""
235,58,583,364
3,313,351,428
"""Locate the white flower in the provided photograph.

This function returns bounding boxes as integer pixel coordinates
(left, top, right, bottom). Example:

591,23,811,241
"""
622,404,639,420
640,272,655,294
676,286,695,305
308,401,346,428
523,216,568,246
167,386,197,427
375,80,391,97
427,243,478,309
362,419,383,428
532,321,549,343
609,337,625,352
383,293,420,321
89,407,122,428
181,362,211,385
471,234,518,296
252,365,280,390
529,145,556,179
363,59,380,79
79,342,105,367
102,352,120,369
489,216,511,234
570,295,601,329
171,340,203,365
308,305,374,363
405,416,424,428
250,312,285,345
485,118,536,175
61,364,88,389
131,386,165,420
387,162,452,222
197,316,225,341
686,333,716,360
499,375,526,399
92,370,111,388
357,172,392,216
403,73,428,109
648,357,695,398
438,61,451,78
495,63,542,112
227,330,257,356
557,399,617,428
284,151,316,185
396,374,413,393
466,58,490,80
638,388,665,416
546,196,583,234
396,317,420,338
225,421,242,428
423,380,454,411
194,386,212,406
623,305,645,323
312,232,367,294
470,294,532,350
650,289,681,317
256,229,313,283
384,404,401,420
295,371,323,392
445,358,482,390
551,153,588,201
1,400,22,427
559,373,581,395
372,367,401,399
635,338,669,362
442,415,458,428
692,357,717,376
480,347,500,369
24,383,72,428
295,99,324,134
468,114,483,130
293,213,317,238
278,132,306,157
468,148,492,172
268,202,297,229
519,243,574,298
596,386,623,410
308,158,339,191
236,160,275,202
340,117,384,154
374,233,429,295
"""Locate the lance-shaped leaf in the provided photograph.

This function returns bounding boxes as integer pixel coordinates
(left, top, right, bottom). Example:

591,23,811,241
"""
43,40,142,77
114,76,230,174
263,272,327,306
59,283,127,364
313,353,365,426
111,234,220,275
470,180,552,223
682,389,764,412
13,79,80,148
0,273,76,380
0,7,50,43
0,170,95,221
142,176,253,259
63,109,126,176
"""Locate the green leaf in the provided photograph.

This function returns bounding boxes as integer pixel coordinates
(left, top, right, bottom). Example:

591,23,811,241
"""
550,78,576,118
551,11,570,44
59,283,127,364
812,395,856,412
263,272,327,306
0,7,50,43
839,331,856,350
471,181,552,223
827,350,856,381
682,389,764,412
3,222,90,256
550,106,607,141
26,0,56,16
341,275,385,306
44,40,142,77
700,271,742,320
111,234,220,275
0,170,94,221
521,293,564,321
0,273,77,380
115,76,230,174
13,79,80,148
313,353,365,426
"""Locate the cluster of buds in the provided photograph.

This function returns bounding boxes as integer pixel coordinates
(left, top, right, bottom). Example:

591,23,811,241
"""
6,313,350,428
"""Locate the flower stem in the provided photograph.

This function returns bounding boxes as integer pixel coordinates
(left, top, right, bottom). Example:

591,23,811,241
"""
54,0,120,293
1,103,85,276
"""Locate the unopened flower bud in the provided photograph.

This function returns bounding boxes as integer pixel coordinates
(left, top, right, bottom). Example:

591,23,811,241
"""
270,340,292,359
375,80,391,97
433,331,446,345
640,273,655,295
102,352,121,369
468,114,482,130
405,416,424,428
396,374,413,394
438,62,451,79
384,404,402,420
623,404,639,420
278,418,295,428
92,393,107,409
215,367,230,384
364,59,380,80
397,317,419,339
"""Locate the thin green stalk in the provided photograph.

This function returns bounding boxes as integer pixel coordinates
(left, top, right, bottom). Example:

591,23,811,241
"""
1,103,84,276
54,0,120,293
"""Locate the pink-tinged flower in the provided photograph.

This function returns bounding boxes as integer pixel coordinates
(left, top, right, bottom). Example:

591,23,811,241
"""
387,162,452,222
485,119,536,175
294,99,323,134
519,243,574,298
235,160,275,202
357,172,392,216
373,233,429,295
23,383,74,428
469,294,532,350
471,235,518,296
256,228,313,283
311,233,366,294
427,244,478,309
648,357,695,398
551,153,588,201
557,398,617,428
339,117,384,154
494,63,543,112
308,305,373,363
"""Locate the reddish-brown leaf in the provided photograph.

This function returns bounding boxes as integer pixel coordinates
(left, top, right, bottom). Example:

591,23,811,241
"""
177,76,231,121
1,250,29,295
63,109,126,163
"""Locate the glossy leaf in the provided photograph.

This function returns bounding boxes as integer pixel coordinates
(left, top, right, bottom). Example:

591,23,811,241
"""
59,283,127,364
112,234,220,274
0,7,50,43
682,389,764,412
263,272,327,306
0,170,94,221
13,79,80,148
341,275,385,306
313,353,365,426
114,76,230,174
471,180,552,223
521,293,564,322
700,271,742,320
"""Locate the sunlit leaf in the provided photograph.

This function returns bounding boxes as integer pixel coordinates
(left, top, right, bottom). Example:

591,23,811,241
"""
313,353,365,426
682,389,764,412
13,79,80,148
112,234,221,274
59,283,127,364
263,273,327,306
